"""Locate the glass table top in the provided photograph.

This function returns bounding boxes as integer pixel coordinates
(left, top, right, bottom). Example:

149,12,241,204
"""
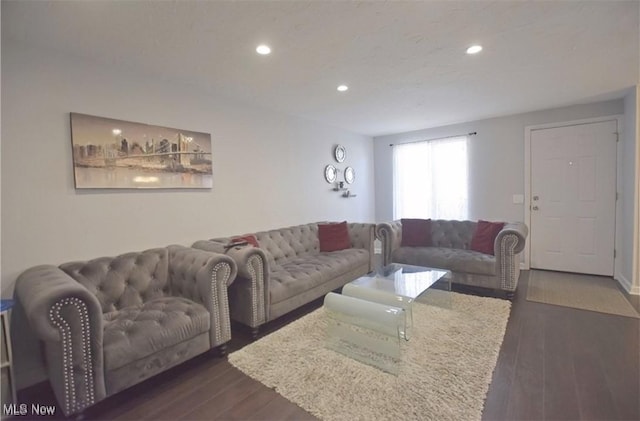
348,263,451,299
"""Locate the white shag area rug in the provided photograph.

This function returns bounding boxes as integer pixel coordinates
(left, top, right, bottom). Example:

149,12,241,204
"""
229,293,511,421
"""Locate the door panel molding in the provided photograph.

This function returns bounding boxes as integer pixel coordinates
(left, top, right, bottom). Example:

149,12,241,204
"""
524,115,623,272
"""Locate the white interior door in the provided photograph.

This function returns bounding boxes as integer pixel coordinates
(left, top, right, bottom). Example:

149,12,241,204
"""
530,120,617,276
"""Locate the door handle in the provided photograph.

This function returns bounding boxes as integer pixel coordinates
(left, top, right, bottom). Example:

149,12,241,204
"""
532,206,539,211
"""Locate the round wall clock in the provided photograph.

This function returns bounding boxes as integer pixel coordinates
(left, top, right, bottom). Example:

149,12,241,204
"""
344,166,355,184
324,165,337,183
334,145,346,163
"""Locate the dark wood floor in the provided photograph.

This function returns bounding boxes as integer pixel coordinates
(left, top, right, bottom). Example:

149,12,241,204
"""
482,272,639,421
14,271,640,420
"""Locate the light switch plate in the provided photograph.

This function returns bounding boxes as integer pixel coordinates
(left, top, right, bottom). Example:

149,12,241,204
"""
513,194,524,204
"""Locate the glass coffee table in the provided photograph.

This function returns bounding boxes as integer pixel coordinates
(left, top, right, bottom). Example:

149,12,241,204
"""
323,263,451,374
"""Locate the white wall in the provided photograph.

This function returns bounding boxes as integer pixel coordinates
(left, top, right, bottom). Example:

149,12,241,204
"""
374,100,624,223
621,87,638,293
636,87,640,291
0,5,3,285
1,39,376,300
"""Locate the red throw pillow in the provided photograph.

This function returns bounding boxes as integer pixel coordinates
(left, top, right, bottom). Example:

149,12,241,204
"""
470,220,505,255
231,234,259,248
401,218,432,247
318,222,351,252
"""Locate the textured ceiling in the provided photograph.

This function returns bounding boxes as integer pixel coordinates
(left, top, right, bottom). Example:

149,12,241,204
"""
3,1,639,136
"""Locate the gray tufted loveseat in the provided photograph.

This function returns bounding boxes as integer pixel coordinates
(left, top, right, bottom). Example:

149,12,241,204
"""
376,220,528,298
193,222,375,337
11,245,237,416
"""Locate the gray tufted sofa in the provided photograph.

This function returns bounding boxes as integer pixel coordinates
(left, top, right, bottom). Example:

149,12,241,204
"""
11,245,237,416
193,222,375,337
376,220,528,298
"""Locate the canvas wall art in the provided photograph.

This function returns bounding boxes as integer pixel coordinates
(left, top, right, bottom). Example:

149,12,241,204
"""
70,113,213,189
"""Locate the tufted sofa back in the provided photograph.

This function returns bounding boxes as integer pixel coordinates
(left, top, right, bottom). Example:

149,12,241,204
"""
212,222,374,268
347,223,374,250
255,224,320,266
430,220,477,249
60,248,169,313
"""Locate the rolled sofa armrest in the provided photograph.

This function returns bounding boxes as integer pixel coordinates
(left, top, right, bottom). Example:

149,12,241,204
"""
494,222,529,292
14,265,106,416
375,220,403,266
192,240,269,281
347,223,376,271
168,245,238,347
494,222,528,255
192,240,270,329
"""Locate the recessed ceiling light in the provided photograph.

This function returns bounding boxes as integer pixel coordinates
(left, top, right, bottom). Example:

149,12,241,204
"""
256,44,271,55
337,85,349,92
466,45,483,54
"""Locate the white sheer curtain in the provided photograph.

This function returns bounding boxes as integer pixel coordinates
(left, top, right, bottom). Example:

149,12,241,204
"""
393,136,468,220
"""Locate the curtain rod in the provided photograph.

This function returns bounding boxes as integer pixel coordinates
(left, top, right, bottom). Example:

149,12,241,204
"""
389,131,477,147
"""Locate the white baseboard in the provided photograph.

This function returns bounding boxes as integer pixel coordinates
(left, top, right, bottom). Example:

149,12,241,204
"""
616,273,640,295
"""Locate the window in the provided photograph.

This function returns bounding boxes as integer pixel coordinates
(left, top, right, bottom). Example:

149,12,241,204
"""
393,135,468,220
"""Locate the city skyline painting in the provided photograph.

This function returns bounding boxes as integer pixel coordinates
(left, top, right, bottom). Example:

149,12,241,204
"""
70,113,213,189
